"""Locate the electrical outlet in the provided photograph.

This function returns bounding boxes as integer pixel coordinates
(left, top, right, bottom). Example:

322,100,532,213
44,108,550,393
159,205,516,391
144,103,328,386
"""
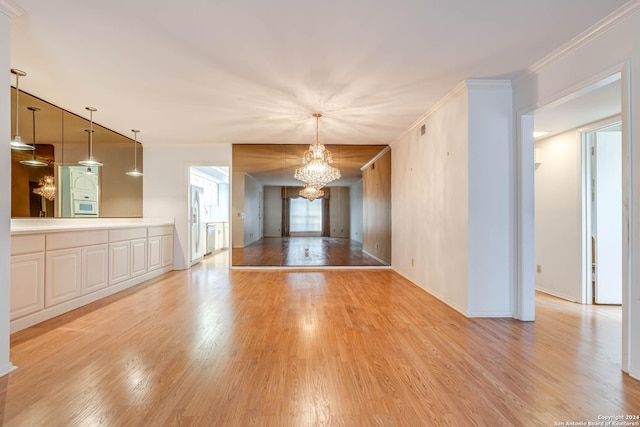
536,264,542,273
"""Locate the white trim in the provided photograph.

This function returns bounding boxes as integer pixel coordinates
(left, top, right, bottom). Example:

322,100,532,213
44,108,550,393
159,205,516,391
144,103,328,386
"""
391,267,469,317
390,80,468,147
0,0,25,18
465,79,511,90
361,249,389,265
0,362,16,377
466,311,514,318
10,265,173,333
517,0,640,80
230,266,392,271
535,287,581,304
361,146,391,171
629,368,640,381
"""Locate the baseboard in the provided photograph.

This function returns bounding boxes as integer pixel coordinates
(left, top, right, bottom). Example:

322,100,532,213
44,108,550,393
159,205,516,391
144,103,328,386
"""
536,287,580,303
361,250,389,265
0,362,17,378
10,265,173,334
390,267,469,317
629,368,640,381
466,310,514,318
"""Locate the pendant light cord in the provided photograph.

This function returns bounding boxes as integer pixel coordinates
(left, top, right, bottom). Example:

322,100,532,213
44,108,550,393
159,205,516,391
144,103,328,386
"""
89,109,94,158
14,73,20,136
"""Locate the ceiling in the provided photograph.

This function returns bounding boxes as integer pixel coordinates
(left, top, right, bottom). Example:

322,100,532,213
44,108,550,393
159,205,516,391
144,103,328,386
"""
9,0,630,147
534,75,622,138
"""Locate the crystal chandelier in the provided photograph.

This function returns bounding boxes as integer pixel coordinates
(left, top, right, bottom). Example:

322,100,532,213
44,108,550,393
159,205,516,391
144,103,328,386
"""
299,185,324,202
294,113,341,188
33,174,56,201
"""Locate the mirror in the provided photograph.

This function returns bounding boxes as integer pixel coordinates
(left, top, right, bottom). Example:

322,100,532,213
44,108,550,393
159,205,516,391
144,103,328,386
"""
231,144,391,267
10,88,143,218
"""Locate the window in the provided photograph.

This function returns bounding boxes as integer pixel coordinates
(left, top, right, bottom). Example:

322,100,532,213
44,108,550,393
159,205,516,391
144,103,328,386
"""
290,197,322,233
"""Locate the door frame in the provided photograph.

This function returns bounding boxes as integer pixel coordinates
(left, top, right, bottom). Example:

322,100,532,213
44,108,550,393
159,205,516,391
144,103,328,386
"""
515,63,632,374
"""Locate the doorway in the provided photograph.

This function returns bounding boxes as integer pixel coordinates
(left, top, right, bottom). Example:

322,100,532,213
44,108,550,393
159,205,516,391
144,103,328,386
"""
188,166,230,267
585,123,622,305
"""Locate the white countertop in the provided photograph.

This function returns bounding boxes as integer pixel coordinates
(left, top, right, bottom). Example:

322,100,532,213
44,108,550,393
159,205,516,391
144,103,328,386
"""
11,218,174,234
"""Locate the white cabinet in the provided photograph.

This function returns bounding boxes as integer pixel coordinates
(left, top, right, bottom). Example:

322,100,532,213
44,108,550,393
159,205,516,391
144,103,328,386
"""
82,244,108,294
148,236,162,272
109,241,130,285
45,248,82,307
10,252,45,320
162,235,174,267
131,238,147,278
148,225,172,270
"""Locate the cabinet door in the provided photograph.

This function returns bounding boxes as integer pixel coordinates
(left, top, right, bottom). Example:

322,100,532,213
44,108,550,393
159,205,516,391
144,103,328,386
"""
46,248,82,307
10,252,45,320
82,244,108,294
161,235,173,267
148,236,162,272
109,241,130,285
131,238,147,278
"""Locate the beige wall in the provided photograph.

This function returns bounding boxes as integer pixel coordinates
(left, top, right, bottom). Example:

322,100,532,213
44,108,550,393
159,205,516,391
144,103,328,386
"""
362,149,391,264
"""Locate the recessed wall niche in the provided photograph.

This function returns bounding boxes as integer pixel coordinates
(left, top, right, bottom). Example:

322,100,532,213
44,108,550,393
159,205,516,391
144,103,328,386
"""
10,88,143,218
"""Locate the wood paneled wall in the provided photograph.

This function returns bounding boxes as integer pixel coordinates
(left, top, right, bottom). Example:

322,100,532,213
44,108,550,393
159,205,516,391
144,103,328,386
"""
362,149,391,264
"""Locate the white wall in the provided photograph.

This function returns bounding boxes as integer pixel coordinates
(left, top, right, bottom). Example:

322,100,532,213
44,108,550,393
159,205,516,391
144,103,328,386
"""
0,12,15,377
349,179,363,243
512,3,640,378
466,81,513,317
209,183,229,222
243,174,262,246
329,187,350,238
534,130,582,302
263,186,282,237
143,144,232,270
392,85,470,315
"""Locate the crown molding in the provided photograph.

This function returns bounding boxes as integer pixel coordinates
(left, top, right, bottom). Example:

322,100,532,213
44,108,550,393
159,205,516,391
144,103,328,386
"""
0,0,25,18
361,146,391,171
465,79,512,90
390,80,468,147
516,0,640,81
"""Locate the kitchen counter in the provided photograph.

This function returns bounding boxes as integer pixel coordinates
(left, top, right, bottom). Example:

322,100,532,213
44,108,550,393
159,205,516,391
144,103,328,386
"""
11,218,174,234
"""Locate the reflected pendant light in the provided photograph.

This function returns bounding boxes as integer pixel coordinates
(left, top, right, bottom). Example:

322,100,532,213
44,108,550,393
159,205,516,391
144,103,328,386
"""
20,107,48,166
10,69,34,151
299,185,324,202
126,129,143,177
78,106,103,167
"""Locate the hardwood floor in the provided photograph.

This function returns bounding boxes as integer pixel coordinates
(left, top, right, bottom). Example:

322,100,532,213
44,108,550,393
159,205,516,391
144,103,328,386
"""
2,252,639,426
232,237,387,267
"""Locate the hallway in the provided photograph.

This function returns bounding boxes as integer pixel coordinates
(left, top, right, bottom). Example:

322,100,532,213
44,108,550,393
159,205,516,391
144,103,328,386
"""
1,253,638,426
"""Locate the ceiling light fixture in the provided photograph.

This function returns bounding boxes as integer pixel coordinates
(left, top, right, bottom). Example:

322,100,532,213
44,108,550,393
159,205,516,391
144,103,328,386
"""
10,68,34,151
19,107,48,167
294,113,341,188
126,129,143,177
78,106,103,167
299,185,324,202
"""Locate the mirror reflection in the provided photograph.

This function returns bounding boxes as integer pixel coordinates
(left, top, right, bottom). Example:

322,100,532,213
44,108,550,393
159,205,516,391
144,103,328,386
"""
10,88,143,218
232,144,391,267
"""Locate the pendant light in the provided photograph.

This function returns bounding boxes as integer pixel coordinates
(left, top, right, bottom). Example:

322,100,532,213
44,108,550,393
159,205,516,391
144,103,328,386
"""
19,107,48,166
126,129,143,177
78,106,103,167
10,68,35,151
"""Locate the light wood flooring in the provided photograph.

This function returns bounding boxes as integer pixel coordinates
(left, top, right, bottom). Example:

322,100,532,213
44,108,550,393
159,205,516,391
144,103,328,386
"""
1,251,639,426
232,237,387,267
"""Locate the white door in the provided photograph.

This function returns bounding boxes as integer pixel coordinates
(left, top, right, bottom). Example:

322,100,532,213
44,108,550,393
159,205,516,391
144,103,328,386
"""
594,130,622,304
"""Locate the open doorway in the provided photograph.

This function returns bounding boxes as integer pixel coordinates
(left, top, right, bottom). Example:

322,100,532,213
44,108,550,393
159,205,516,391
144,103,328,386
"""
585,122,622,305
530,72,626,368
188,166,230,267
